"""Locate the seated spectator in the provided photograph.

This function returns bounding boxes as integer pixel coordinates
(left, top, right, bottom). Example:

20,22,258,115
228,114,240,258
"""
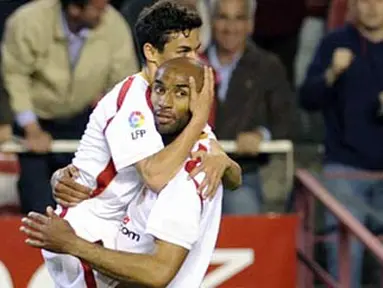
1,0,138,214
300,0,383,286
201,0,293,214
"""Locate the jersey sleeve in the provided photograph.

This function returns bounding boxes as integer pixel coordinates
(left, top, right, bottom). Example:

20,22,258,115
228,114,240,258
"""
145,168,203,250
104,85,164,172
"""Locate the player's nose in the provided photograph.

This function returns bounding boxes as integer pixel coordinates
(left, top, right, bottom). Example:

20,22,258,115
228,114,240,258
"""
187,51,198,59
159,93,173,107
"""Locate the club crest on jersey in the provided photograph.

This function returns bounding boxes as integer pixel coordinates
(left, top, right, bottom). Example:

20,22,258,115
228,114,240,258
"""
129,111,146,140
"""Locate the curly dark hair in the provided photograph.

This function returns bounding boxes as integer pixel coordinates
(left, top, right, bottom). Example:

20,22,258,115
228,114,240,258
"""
135,0,202,61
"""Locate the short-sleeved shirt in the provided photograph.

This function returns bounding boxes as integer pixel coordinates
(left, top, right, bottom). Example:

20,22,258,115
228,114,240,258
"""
111,135,223,288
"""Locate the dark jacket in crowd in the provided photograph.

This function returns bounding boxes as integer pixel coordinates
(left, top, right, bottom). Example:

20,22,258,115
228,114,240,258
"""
202,41,294,173
300,24,383,170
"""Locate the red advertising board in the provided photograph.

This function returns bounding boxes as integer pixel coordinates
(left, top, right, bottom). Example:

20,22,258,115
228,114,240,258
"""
0,215,297,288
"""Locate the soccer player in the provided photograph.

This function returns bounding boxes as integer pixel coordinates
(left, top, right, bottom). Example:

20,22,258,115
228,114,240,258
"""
22,1,241,287
52,0,240,208
22,57,223,288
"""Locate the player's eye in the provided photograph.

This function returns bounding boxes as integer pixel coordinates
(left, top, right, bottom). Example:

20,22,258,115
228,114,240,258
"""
176,90,188,98
154,85,165,95
176,48,192,57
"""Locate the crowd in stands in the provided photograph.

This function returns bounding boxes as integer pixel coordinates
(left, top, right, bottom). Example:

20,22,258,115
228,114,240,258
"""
0,0,382,286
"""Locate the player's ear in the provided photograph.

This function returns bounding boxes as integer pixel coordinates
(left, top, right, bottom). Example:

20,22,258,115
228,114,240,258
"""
143,43,159,64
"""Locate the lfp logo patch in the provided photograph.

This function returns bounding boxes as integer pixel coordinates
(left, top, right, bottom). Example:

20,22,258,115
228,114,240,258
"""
129,111,145,128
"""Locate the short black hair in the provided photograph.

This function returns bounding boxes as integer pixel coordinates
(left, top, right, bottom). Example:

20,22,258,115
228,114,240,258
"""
135,0,202,61
59,0,89,9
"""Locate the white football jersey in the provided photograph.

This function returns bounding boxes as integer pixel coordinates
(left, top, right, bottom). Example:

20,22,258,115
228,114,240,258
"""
45,73,218,288
56,73,214,244
113,135,223,288
57,74,164,243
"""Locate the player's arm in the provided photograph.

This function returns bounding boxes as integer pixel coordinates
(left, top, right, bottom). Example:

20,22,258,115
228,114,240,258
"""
76,238,188,288
211,139,241,190
20,209,188,288
135,116,206,192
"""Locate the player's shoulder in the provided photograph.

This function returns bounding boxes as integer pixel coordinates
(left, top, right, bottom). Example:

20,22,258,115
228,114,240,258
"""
98,73,148,106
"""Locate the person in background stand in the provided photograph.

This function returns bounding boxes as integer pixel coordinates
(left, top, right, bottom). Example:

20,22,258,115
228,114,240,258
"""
2,0,138,214
201,0,293,214
300,0,383,286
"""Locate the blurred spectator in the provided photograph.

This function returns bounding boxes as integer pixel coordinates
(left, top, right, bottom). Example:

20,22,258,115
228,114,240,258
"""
202,0,293,214
120,0,211,62
252,0,305,85
1,0,138,214
0,58,12,144
0,0,28,143
300,0,383,286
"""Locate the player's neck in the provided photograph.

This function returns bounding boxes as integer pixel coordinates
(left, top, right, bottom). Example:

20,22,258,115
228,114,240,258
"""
161,132,180,146
140,63,157,84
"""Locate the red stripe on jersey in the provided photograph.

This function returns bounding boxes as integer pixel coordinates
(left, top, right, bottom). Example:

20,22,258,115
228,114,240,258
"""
103,76,135,135
59,207,68,218
145,86,153,111
81,261,97,288
117,76,134,110
103,117,114,134
59,78,135,234
96,77,135,196
92,159,117,198
184,143,208,212
80,240,103,288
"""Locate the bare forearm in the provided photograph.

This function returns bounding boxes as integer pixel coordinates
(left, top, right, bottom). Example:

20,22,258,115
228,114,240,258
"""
212,139,242,190
222,158,242,190
138,117,205,192
69,237,169,287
